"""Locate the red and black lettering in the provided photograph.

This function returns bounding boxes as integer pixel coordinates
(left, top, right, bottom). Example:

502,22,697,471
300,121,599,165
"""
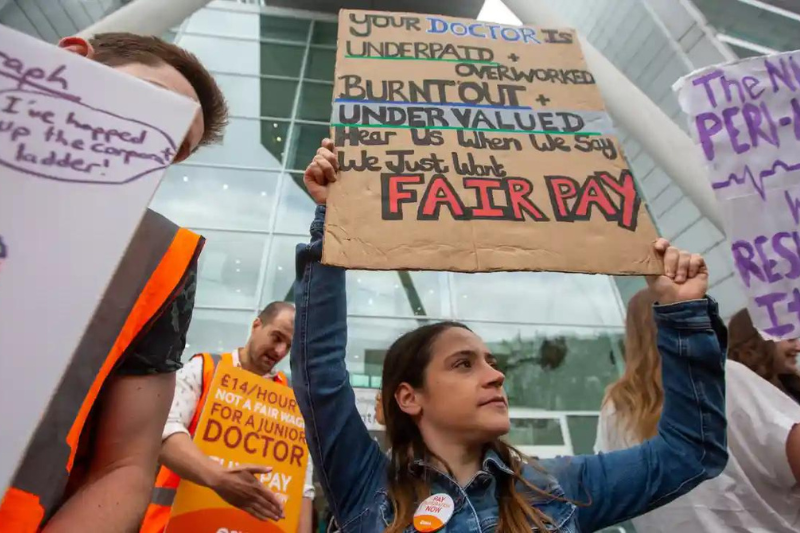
463,177,506,219
544,171,642,232
418,174,469,221
573,176,617,222
544,176,580,221
381,173,424,220
596,170,641,231
503,177,548,221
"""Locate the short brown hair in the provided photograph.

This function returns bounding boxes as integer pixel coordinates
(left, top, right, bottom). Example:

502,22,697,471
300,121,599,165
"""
89,32,228,147
258,301,294,325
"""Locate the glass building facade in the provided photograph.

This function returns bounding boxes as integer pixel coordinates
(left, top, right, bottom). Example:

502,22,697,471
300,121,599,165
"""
142,0,629,460
15,1,798,530
693,0,800,57
13,1,799,529
0,0,138,41
545,0,800,322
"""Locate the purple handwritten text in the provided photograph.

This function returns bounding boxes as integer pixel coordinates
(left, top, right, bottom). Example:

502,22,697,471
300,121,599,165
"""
0,89,176,185
732,232,800,288
754,288,800,337
0,49,69,95
786,190,800,225
765,56,800,95
695,100,787,162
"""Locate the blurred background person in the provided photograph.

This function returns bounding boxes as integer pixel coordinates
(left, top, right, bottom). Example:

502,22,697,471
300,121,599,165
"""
374,390,385,426
729,308,800,404
596,290,800,532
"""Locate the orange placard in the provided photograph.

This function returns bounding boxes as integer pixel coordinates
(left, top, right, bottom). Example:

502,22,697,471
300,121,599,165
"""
167,362,309,533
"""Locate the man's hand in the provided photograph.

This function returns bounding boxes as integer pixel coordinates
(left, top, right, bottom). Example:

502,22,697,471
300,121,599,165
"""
303,138,337,205
647,238,708,305
210,464,284,521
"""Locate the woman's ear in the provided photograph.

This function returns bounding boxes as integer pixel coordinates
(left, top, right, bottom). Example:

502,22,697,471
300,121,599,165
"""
58,36,95,59
395,383,422,416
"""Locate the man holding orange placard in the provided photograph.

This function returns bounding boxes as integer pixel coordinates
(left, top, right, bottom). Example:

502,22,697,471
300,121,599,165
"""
141,302,314,533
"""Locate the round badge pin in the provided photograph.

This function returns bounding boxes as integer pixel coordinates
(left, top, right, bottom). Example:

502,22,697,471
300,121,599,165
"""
413,493,455,532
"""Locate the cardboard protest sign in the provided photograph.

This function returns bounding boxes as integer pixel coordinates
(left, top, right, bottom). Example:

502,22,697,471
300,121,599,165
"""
675,51,800,340
168,363,309,533
324,10,660,274
0,26,198,491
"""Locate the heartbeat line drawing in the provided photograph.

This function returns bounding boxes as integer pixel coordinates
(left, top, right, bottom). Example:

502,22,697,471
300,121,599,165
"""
0,236,6,274
712,159,800,200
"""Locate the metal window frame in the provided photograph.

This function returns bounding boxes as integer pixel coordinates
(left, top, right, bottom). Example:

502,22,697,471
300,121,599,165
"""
213,71,333,86
206,0,338,23
249,15,315,329
717,33,780,55
735,0,800,24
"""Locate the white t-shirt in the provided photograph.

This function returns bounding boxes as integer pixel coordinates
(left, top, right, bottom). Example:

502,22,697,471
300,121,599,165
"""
164,349,315,498
595,360,800,532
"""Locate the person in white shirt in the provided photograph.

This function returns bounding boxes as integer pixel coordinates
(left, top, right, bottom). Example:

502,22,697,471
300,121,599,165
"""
144,301,315,533
728,308,800,404
595,290,800,532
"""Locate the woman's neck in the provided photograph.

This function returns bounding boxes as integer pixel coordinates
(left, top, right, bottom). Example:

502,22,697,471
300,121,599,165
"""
424,436,485,487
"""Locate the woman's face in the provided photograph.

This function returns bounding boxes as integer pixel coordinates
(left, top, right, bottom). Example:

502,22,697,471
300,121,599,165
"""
774,338,800,374
408,327,510,441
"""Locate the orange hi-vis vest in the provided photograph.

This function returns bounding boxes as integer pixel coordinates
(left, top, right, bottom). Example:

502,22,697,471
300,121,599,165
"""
0,210,204,533
140,352,288,533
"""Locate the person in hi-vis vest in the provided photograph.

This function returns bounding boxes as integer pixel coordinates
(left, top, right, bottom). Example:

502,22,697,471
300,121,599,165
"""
0,33,228,533
141,302,315,533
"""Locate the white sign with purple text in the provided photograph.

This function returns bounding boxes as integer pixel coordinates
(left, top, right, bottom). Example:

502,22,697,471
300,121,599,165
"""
0,26,198,491
676,50,800,340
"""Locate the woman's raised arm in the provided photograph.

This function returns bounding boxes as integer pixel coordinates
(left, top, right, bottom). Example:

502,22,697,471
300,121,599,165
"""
291,140,388,529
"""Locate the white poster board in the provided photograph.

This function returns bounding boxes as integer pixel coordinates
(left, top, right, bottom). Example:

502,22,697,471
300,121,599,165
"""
675,50,800,340
0,26,199,490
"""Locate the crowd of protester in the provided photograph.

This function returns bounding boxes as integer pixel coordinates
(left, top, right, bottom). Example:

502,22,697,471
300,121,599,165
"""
2,30,799,533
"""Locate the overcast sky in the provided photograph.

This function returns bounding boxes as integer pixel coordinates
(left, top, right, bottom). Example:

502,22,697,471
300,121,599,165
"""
477,0,523,25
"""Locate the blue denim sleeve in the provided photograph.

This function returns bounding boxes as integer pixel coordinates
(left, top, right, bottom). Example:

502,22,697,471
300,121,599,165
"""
541,298,728,532
291,205,388,528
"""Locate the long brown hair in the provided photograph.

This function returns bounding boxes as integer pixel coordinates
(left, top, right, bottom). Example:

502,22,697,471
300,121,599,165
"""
602,289,663,442
727,308,800,402
728,308,782,381
381,322,559,533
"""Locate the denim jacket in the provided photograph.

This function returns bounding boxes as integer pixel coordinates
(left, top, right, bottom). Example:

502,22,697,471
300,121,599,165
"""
292,206,728,532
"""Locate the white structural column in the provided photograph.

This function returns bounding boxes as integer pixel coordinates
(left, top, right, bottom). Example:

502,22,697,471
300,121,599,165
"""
504,0,724,232
78,0,213,38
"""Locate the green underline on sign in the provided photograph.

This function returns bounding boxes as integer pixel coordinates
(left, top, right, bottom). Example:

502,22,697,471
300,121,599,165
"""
331,123,603,136
344,55,499,65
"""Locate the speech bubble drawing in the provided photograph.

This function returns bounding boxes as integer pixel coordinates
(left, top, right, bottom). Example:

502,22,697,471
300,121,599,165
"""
0,88,179,185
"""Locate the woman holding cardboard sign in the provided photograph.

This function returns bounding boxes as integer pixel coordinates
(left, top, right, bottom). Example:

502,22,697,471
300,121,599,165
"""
293,139,728,532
